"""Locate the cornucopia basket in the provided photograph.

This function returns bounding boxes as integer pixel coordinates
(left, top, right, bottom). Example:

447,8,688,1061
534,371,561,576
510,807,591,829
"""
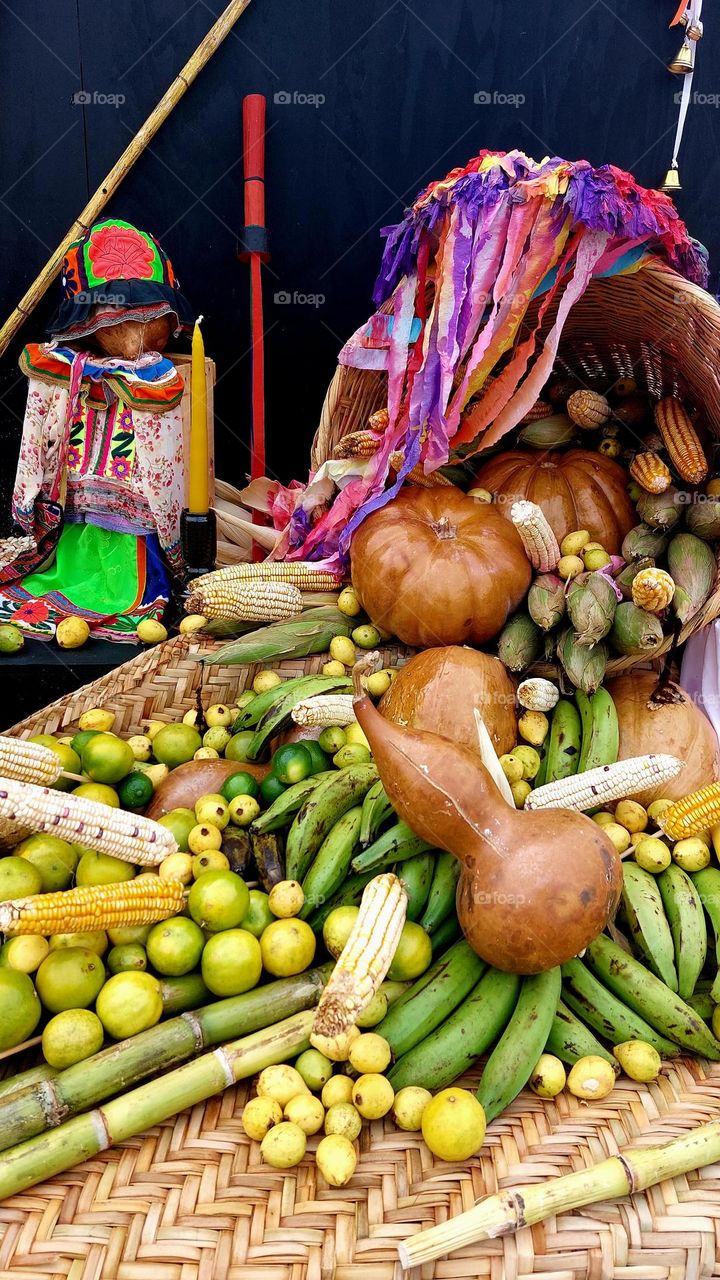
313,263,720,678
1,635,720,1279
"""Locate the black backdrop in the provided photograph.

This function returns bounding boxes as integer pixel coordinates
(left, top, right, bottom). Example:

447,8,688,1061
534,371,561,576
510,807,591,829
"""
1,0,720,512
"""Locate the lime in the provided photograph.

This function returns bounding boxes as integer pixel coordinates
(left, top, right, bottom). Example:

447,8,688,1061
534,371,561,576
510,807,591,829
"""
95,971,163,1038
29,735,82,792
81,732,134,784
0,969,41,1049
241,889,274,938
35,947,106,1013
271,743,313,785
117,772,154,810
0,623,23,654
318,727,346,755
201,928,262,995
187,869,249,932
42,1008,104,1068
225,731,255,762
158,808,196,852
0,936,49,973
0,855,42,901
260,918,316,977
71,728,101,756
299,739,329,775
107,924,151,947
17,835,75,891
72,783,120,808
146,917,204,976
322,906,359,958
107,943,148,974
221,771,260,802
152,723,202,768
260,773,286,805
333,744,371,768
49,930,108,956
295,1048,333,1091
76,851,135,886
387,922,432,981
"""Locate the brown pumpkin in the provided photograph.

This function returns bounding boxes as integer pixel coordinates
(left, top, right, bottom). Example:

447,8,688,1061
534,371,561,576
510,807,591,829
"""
379,646,517,757
350,487,531,649
606,672,720,805
474,448,636,554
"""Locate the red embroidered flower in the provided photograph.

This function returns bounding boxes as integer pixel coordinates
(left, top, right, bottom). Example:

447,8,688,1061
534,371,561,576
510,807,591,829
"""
88,226,155,280
67,445,81,471
110,457,131,480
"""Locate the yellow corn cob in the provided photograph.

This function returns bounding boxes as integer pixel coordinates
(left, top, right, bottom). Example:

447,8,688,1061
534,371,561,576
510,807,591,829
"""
525,754,683,813
311,872,408,1038
0,877,185,936
516,678,560,712
510,500,560,572
291,694,356,727
0,735,62,785
388,452,455,487
332,430,384,459
189,561,341,594
0,776,177,864
186,579,303,622
659,783,720,840
566,390,611,429
631,567,675,613
654,397,709,485
630,451,672,494
367,407,389,433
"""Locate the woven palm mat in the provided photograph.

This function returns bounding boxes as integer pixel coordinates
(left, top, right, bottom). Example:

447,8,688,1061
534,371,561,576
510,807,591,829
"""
1,1059,720,1279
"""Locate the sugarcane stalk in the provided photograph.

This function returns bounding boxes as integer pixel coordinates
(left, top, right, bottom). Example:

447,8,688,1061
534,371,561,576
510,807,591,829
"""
398,1121,720,1268
0,1061,58,1103
0,967,327,1154
0,1009,314,1201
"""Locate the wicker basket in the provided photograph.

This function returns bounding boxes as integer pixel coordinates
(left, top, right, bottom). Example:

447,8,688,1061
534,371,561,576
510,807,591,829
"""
312,264,720,678
2,636,720,1278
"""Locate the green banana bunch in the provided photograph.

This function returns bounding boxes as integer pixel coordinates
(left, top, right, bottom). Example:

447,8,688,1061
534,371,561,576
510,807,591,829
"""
305,869,378,931
561,957,680,1057
251,772,335,833
544,699,582,784
233,672,351,731
575,688,619,772
396,852,436,921
429,914,462,956
621,862,678,990
545,1000,618,1068
376,939,486,1058
359,781,393,846
419,851,460,934
351,821,434,873
244,676,352,760
475,967,561,1123
285,764,378,881
692,866,720,950
299,805,363,918
657,864,707,1000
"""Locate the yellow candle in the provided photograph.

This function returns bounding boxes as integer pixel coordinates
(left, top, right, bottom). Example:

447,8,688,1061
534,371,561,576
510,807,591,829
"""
188,315,209,514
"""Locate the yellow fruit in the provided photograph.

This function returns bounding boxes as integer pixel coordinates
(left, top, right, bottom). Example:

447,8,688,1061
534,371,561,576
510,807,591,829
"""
634,836,671,874
188,823,223,854
512,745,541,780
365,670,393,698
48,930,107,956
706,478,720,497
0,623,24,654
322,906,360,959
152,723,202,768
96,971,163,1039
566,1055,616,1099
203,726,231,753
560,530,590,557
144,721,165,740
187,869,249,932
467,487,493,503
583,547,612,570
127,734,152,762
227,794,261,827
348,1033,392,1075
1,935,50,974
322,659,347,677
268,880,305,918
146,917,205,977
647,798,674,823
387,922,433,981
323,1101,362,1140
352,624,382,649
498,754,523,782
557,554,585,580
179,614,207,634
195,795,230,830
329,635,356,666
76,851,134,887
593,811,615,827
517,711,549,746
603,822,631,854
260,918,316,977
392,1086,431,1131
354,989,388,1027
352,1073,394,1120
337,587,361,617
260,1121,306,1168
194,747,219,760
321,1075,354,1107
72,782,121,808
253,670,283,695
311,1025,360,1062
36,947,106,1013
183,710,199,727
284,1093,325,1135
295,1048,333,1091
613,1039,661,1082
81,733,134,785
205,703,233,727
511,778,532,809
241,1095,283,1140
421,1088,486,1161
257,1063,310,1107
136,619,168,645
614,800,648,834
344,723,370,749
78,708,116,733
333,743,371,768
315,1133,357,1186
529,1053,566,1098
57,617,90,649
191,850,230,877
672,837,711,872
41,1008,104,1069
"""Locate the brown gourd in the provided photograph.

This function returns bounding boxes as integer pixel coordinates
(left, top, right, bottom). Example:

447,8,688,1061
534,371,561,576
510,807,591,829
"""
352,658,622,975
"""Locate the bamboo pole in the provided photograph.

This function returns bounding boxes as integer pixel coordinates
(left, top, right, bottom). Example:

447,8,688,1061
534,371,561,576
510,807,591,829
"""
398,1121,720,1268
0,967,327,1154
0,0,254,358
0,1009,314,1201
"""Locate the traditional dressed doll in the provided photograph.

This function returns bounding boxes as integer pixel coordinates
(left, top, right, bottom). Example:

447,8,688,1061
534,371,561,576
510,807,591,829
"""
0,219,194,640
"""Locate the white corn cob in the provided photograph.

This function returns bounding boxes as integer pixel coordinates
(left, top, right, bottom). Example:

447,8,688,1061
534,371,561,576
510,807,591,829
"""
0,735,63,785
189,561,342,593
291,694,356,728
516,678,560,712
510,501,560,572
186,579,303,622
311,872,407,1038
0,777,177,865
525,754,683,813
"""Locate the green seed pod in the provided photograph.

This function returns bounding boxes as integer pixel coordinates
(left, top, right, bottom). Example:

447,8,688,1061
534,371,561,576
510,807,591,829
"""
668,532,716,623
636,487,685,531
527,574,566,631
518,414,576,450
610,602,664,655
621,523,669,562
685,498,720,542
556,628,608,694
566,572,617,647
497,613,543,673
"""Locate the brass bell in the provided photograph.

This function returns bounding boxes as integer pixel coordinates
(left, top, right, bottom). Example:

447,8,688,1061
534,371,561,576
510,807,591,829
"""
660,165,682,192
668,38,694,73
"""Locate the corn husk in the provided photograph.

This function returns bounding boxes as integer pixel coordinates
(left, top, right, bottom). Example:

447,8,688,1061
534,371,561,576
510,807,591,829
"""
668,532,716,623
201,606,357,666
518,414,576,450
609,601,664,655
527,573,566,631
497,613,543,673
621,523,669,562
614,556,656,600
686,498,720,541
556,628,608,693
566,572,617,647
636,487,685,530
